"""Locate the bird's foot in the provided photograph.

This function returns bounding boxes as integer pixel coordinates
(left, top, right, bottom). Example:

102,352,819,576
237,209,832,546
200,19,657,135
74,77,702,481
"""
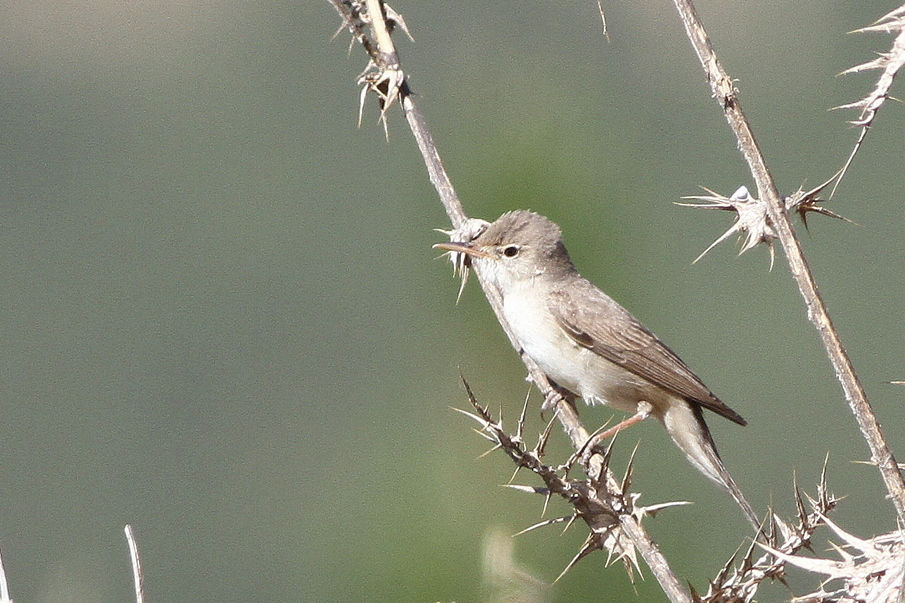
579,401,654,463
541,389,565,413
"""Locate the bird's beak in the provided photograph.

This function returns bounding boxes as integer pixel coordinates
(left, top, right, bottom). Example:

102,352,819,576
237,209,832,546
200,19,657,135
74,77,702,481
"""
433,242,492,259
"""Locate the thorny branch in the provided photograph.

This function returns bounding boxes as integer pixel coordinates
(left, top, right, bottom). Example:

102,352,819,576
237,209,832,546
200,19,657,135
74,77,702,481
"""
697,464,839,603
833,6,905,198
671,0,905,524
328,1,693,601
459,377,727,590
461,380,876,603
458,378,634,582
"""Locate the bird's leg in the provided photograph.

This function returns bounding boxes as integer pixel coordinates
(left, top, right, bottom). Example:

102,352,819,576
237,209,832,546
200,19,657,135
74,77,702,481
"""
581,401,654,459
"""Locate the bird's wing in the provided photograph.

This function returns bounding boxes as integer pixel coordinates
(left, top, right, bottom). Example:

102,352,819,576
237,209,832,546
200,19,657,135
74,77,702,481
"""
548,285,747,425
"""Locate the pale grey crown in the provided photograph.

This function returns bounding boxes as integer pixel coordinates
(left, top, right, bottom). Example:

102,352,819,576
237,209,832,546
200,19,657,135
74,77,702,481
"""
474,210,576,278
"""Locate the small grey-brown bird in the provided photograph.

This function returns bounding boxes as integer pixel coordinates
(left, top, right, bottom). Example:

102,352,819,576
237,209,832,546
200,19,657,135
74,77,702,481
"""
436,210,760,531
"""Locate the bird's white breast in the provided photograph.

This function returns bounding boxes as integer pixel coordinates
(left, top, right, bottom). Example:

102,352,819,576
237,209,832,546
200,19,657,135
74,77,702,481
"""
501,281,666,415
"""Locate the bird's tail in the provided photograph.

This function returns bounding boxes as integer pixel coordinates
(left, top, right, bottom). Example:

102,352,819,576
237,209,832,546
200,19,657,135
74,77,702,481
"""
660,400,762,533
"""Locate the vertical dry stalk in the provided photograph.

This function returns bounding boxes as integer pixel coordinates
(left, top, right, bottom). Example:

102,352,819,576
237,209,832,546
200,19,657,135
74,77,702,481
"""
124,525,145,603
670,0,905,523
0,547,11,603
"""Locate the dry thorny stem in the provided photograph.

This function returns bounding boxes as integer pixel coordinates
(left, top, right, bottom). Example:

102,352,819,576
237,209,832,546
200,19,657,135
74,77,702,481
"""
329,0,905,601
671,0,905,526
456,377,639,583
832,6,905,199
328,1,694,601
694,465,840,603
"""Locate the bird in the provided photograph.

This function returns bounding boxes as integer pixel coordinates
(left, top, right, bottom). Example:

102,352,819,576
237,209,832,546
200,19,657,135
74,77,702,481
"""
436,210,760,531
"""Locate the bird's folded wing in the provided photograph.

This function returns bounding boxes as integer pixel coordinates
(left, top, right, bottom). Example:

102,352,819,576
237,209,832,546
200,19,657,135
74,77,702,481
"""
547,287,746,425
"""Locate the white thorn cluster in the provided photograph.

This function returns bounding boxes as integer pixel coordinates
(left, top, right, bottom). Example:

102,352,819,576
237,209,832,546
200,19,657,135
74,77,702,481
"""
436,218,490,302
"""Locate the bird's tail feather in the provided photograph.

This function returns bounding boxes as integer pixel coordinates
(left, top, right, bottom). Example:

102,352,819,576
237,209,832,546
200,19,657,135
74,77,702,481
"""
660,401,762,533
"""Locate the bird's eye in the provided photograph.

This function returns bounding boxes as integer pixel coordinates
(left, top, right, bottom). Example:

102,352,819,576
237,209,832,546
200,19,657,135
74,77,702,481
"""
502,245,520,258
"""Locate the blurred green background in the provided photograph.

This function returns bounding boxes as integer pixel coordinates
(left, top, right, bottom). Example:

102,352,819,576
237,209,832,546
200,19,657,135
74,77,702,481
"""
1,1,903,601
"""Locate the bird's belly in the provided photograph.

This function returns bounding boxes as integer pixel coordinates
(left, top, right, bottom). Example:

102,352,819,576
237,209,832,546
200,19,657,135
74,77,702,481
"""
503,293,661,414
